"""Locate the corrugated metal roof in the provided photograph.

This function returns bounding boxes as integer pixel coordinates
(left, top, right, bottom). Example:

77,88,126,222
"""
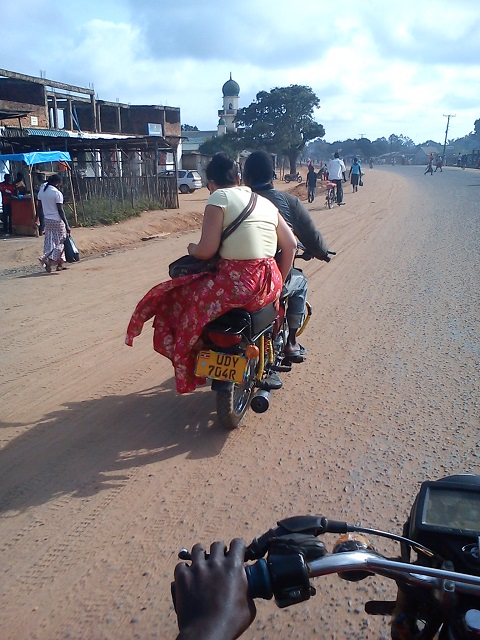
24,128,70,137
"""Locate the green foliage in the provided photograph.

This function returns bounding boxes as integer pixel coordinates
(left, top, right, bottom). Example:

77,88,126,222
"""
181,124,199,131
199,133,243,158
236,85,325,172
306,133,417,161
74,198,164,227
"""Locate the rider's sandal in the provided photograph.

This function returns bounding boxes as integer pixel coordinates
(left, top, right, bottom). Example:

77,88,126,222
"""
257,372,283,391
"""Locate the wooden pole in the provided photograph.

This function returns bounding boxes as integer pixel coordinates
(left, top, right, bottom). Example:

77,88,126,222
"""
67,167,78,226
28,165,39,237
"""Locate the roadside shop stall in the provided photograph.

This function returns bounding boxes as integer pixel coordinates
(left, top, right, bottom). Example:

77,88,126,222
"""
0,151,76,236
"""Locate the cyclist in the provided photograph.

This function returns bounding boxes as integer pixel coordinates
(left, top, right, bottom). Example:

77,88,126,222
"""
243,151,331,361
327,152,346,205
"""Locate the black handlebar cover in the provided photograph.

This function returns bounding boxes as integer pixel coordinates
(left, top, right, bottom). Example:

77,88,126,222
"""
245,516,353,560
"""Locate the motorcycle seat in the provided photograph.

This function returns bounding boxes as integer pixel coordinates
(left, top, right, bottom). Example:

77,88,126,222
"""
205,303,278,339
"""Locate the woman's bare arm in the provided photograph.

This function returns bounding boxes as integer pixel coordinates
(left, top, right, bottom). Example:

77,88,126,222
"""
188,205,223,259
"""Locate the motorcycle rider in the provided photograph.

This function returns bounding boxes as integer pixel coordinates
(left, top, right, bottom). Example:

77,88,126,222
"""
243,151,331,361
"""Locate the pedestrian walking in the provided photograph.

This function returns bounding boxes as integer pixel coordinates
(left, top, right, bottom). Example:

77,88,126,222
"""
37,174,71,273
306,163,317,202
424,157,434,175
349,158,362,192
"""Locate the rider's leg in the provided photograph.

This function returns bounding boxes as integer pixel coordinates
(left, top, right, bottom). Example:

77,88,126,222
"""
335,179,343,204
282,269,307,355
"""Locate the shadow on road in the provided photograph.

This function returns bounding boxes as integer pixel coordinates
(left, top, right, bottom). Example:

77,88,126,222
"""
0,379,230,514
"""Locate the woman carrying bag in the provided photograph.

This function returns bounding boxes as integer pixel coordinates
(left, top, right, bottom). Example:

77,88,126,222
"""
349,157,362,192
37,174,70,273
126,153,297,394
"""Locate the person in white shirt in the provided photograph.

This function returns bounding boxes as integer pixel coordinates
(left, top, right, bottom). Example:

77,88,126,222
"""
37,174,70,273
327,152,347,205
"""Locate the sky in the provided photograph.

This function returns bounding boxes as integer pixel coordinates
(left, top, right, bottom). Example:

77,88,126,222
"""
1,0,479,145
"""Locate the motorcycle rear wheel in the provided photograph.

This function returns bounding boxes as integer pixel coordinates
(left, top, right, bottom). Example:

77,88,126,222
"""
216,358,258,430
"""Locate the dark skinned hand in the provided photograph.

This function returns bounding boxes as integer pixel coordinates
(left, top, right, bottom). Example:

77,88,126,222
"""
173,538,256,640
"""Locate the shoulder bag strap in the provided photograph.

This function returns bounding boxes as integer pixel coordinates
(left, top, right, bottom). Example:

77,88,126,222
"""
220,192,257,243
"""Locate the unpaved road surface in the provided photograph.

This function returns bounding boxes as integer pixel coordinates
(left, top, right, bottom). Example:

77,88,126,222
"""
1,167,479,639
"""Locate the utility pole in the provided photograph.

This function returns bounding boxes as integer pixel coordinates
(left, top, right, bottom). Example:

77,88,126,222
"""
442,114,455,163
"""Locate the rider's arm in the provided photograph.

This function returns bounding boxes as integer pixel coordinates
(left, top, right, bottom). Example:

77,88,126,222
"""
174,539,256,640
188,205,223,259
276,213,297,282
284,194,330,261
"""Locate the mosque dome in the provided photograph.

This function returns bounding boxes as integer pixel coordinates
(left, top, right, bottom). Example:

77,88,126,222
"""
222,73,240,97
218,117,226,125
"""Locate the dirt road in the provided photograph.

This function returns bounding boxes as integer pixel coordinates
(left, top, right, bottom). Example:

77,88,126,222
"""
1,167,478,639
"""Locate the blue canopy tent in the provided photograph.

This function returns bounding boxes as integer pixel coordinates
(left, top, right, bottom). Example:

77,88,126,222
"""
0,151,77,227
0,150,71,166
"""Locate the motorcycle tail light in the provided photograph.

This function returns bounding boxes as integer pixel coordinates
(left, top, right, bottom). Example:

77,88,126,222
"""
207,332,242,347
245,344,259,359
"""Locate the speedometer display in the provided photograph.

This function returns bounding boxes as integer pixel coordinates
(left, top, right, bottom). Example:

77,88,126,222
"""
423,487,480,532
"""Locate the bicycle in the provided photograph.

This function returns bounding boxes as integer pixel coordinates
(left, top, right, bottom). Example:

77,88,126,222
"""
325,182,336,209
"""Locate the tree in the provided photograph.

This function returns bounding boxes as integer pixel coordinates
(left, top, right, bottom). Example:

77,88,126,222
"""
181,124,199,131
198,133,242,158
236,85,325,173
474,119,480,137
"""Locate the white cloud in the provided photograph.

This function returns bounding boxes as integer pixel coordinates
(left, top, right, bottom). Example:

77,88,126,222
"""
0,0,478,144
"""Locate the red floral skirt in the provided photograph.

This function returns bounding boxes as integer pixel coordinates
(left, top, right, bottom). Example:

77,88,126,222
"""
125,257,282,393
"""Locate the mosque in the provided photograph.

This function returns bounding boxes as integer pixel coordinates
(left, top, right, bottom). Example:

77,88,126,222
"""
217,73,240,135
180,73,240,157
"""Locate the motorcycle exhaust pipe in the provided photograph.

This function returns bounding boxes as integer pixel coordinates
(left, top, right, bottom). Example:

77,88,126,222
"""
250,389,270,413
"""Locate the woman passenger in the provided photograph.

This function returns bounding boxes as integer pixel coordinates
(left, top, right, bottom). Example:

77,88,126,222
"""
126,153,297,393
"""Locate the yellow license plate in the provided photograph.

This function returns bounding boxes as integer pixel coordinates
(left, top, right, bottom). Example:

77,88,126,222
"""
195,350,248,384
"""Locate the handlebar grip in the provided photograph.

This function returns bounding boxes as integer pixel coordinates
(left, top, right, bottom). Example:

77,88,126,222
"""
245,559,273,600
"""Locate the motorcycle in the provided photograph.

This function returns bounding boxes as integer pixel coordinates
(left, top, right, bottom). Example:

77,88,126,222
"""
284,172,303,183
178,474,480,639
193,250,334,430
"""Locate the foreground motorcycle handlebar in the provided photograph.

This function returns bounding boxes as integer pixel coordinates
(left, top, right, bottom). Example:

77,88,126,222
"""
178,509,480,609
176,478,480,638
246,550,480,605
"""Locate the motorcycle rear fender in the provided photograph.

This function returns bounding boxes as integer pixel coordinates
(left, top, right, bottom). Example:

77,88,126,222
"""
211,380,234,391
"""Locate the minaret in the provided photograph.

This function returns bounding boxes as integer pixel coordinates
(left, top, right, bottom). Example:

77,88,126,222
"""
218,73,240,135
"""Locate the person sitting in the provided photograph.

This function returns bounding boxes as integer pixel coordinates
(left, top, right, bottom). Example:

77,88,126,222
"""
242,151,331,362
125,153,297,394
